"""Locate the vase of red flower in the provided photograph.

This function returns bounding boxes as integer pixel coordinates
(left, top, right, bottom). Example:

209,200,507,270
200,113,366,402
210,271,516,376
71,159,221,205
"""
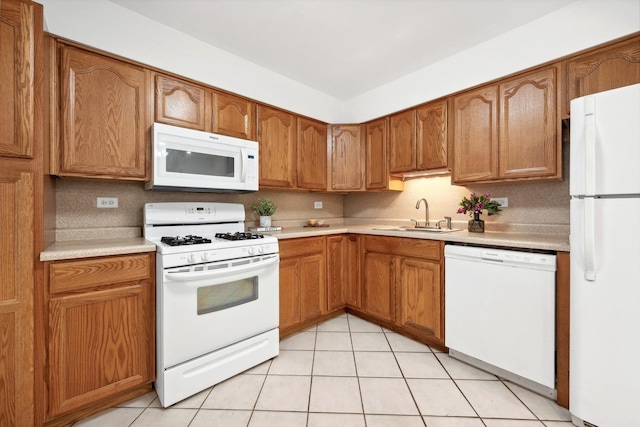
457,193,502,233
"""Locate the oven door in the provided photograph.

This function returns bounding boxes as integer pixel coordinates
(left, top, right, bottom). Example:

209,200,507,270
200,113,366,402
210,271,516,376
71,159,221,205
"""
159,253,279,368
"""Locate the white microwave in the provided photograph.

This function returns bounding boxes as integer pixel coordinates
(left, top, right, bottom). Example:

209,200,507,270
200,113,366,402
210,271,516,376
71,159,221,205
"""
146,123,259,193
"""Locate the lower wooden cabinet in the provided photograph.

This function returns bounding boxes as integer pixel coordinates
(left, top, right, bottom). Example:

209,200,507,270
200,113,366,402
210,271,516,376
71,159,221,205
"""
326,235,347,311
45,253,155,421
363,251,395,322
279,237,326,335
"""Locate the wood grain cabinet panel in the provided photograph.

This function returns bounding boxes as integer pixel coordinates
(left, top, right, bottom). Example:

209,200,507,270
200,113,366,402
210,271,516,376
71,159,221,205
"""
297,117,327,190
416,100,448,170
0,0,36,158
278,237,326,335
499,65,560,179
155,74,208,131
389,109,416,173
212,91,255,140
326,235,347,312
58,45,149,180
0,169,35,427
330,124,364,191
363,251,395,323
257,105,297,188
451,85,499,183
346,235,362,309
46,253,155,420
364,118,388,190
564,34,640,118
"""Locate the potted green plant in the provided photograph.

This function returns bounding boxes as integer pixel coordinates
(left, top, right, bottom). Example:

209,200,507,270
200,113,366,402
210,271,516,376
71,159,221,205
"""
457,193,502,233
252,198,277,227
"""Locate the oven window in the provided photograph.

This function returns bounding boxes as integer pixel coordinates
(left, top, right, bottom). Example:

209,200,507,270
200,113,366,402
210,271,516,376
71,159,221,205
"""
166,148,235,177
197,277,258,315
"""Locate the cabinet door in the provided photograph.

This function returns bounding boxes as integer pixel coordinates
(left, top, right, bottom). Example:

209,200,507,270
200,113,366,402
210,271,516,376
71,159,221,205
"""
278,257,301,331
330,125,364,191
155,74,208,131
48,283,153,418
0,0,36,158
346,235,362,309
257,105,296,188
388,109,416,173
297,117,327,190
396,256,442,343
0,169,35,426
451,85,499,183
212,91,255,140
300,253,326,321
59,45,149,179
564,35,640,117
365,117,388,190
363,251,394,322
416,100,448,170
499,65,560,180
327,235,346,311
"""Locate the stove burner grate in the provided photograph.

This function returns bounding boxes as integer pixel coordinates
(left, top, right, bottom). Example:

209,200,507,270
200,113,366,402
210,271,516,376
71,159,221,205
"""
215,232,265,241
161,235,212,246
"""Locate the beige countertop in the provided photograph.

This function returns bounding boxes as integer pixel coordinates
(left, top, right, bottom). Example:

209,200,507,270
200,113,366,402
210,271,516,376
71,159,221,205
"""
40,237,156,261
40,225,569,261
268,224,570,252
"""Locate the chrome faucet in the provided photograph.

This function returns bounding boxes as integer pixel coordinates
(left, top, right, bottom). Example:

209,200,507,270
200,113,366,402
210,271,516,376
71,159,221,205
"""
415,198,429,227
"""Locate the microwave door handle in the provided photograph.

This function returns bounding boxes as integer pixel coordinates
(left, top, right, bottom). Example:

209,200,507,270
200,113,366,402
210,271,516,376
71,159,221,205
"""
164,254,279,283
240,148,248,182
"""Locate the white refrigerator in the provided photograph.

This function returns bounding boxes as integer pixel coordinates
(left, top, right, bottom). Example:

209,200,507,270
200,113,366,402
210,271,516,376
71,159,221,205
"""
569,83,640,427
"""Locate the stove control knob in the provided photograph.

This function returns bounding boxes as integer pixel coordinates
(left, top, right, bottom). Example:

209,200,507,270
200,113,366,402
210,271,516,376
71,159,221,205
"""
187,254,196,263
258,246,264,254
201,252,210,261
248,247,255,255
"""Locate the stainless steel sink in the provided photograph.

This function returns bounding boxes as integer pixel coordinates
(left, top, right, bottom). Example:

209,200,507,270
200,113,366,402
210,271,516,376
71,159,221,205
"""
372,226,461,233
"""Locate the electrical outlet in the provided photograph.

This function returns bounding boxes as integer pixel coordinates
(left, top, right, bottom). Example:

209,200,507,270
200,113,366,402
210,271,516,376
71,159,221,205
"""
97,197,118,208
492,197,508,207
314,201,323,209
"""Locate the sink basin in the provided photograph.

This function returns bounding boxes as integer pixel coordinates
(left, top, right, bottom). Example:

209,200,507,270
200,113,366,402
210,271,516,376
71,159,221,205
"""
372,226,461,233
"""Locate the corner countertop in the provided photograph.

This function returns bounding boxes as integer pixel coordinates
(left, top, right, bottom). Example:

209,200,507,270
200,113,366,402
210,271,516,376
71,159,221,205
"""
267,224,570,252
40,237,156,262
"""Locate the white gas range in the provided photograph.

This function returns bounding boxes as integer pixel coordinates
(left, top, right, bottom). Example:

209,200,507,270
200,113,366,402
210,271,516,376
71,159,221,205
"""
143,202,280,407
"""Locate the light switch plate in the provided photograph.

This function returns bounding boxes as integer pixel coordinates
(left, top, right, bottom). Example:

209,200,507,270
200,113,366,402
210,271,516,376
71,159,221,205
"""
492,197,508,207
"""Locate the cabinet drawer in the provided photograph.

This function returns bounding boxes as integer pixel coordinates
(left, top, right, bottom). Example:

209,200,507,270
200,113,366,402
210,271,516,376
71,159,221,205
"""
279,236,325,258
49,253,153,293
365,236,441,260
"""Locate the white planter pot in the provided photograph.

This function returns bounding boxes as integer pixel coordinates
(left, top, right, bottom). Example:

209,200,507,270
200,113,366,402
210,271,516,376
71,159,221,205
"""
259,216,272,227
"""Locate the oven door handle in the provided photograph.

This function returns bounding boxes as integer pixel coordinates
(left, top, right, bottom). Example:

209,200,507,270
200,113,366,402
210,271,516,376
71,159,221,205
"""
164,254,279,282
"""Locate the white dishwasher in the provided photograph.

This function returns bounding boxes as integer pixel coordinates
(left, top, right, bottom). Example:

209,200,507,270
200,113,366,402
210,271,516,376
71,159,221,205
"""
445,245,557,398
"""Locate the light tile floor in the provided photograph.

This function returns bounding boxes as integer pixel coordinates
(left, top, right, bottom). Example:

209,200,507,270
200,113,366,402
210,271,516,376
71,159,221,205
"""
72,313,574,427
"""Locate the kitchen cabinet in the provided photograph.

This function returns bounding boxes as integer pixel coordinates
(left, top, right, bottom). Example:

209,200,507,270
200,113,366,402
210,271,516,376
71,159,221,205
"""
154,74,256,139
388,100,448,174
45,253,155,421
297,117,327,190
0,1,42,425
563,33,640,118
346,234,363,309
452,64,561,184
257,105,297,188
361,236,444,346
279,237,326,336
364,117,403,191
326,235,347,311
56,44,150,180
330,124,365,191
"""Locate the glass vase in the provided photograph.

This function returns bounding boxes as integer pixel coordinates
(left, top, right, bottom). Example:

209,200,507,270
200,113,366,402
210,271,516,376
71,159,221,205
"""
468,212,485,233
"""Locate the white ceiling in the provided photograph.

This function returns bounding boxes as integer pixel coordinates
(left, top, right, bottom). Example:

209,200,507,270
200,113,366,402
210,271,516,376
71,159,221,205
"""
108,0,576,100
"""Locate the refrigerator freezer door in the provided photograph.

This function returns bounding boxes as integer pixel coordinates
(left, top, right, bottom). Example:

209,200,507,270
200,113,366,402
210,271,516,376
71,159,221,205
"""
570,197,640,426
570,83,640,196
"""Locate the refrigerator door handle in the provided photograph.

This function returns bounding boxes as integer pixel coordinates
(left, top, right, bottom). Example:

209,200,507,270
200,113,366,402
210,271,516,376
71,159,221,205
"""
584,197,596,281
584,97,596,196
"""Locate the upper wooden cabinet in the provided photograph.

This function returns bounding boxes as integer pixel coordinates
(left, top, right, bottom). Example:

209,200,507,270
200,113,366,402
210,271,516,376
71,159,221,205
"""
563,34,640,118
297,117,327,190
154,74,256,140
388,109,416,173
329,124,364,191
257,105,297,188
57,45,150,180
364,117,403,191
416,100,448,170
0,0,37,159
452,64,561,184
